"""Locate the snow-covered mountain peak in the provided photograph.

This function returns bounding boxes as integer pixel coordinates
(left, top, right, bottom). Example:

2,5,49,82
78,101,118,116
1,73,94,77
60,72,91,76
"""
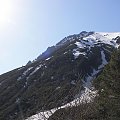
36,31,120,62
82,32,120,48
56,31,94,47
55,32,120,51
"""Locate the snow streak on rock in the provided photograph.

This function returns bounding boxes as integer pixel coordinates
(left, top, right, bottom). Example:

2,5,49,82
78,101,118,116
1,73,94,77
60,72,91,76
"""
98,50,108,69
26,65,42,80
26,68,98,120
17,67,33,81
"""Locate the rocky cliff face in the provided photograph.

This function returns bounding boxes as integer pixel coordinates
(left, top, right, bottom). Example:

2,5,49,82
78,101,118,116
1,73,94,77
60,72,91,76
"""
0,31,120,120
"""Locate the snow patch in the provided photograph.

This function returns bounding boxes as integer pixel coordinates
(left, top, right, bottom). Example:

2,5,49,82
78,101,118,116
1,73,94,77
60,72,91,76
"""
46,57,52,61
17,67,24,71
23,67,33,76
98,50,108,69
56,86,61,90
71,80,76,85
64,51,68,54
73,49,86,59
75,41,86,49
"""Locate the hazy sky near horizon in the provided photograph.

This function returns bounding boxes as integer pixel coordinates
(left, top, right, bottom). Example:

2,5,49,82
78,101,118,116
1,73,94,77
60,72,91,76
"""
0,0,120,74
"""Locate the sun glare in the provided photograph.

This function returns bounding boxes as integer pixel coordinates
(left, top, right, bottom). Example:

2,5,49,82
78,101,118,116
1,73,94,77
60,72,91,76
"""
0,0,13,26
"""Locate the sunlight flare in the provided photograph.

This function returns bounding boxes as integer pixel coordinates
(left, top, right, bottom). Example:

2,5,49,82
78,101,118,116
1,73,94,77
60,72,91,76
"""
0,0,13,26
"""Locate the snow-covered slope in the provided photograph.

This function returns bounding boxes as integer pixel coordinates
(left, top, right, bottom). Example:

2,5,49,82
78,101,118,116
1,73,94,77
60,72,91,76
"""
56,32,120,49
98,32,120,40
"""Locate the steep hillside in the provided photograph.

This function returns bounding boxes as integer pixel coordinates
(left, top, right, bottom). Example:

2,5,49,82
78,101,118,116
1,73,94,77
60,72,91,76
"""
48,48,120,120
0,31,120,120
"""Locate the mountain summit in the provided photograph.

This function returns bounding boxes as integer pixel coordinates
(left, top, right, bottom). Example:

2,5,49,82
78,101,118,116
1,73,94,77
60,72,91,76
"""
0,31,120,120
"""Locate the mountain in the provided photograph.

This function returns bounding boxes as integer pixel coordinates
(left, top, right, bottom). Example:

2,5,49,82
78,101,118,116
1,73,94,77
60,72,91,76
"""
0,31,120,120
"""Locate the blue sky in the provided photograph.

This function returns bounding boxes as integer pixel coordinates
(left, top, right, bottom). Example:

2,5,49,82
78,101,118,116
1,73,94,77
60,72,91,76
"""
0,0,120,74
